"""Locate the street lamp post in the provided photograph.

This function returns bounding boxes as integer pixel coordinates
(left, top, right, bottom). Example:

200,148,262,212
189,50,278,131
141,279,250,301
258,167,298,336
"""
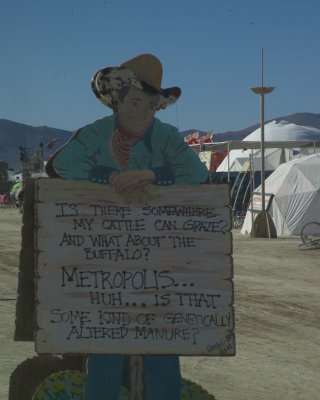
250,48,277,238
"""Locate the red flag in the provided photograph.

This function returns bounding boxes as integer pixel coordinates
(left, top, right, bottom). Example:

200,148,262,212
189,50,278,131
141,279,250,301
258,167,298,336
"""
47,138,59,148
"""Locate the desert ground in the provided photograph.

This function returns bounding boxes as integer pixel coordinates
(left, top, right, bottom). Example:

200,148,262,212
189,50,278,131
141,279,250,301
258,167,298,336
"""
0,207,319,400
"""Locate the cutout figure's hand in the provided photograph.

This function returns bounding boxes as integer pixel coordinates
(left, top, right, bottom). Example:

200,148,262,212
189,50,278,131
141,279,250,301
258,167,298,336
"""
111,170,155,196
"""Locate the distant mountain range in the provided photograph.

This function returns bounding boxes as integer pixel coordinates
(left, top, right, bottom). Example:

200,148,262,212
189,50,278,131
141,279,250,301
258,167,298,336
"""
0,119,71,170
1,112,320,170
181,112,320,142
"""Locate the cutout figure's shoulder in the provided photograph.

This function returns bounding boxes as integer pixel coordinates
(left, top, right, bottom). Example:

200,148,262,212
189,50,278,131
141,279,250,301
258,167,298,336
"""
78,114,116,140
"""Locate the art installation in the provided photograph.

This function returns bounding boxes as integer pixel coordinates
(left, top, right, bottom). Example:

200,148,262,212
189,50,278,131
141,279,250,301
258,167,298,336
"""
12,54,235,400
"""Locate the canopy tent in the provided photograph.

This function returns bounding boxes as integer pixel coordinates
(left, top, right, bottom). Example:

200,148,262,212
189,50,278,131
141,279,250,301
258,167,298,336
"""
241,153,320,236
216,147,293,172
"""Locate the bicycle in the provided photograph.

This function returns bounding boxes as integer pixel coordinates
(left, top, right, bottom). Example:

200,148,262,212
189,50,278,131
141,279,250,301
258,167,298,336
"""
298,221,320,250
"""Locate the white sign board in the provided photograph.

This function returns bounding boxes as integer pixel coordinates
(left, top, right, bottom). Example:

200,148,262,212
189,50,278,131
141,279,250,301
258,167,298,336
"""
35,179,235,356
251,192,274,212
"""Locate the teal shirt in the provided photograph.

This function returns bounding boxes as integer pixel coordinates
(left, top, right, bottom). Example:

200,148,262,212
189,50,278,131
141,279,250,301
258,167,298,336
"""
53,114,208,185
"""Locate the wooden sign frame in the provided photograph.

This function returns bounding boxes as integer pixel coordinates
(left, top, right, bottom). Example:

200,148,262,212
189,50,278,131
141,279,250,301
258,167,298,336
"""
34,178,235,356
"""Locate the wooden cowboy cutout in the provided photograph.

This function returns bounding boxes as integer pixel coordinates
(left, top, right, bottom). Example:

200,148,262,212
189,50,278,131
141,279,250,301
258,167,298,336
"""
45,54,209,400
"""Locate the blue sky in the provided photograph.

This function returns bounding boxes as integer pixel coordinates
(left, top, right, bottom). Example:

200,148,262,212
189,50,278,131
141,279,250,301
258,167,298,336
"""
1,0,320,134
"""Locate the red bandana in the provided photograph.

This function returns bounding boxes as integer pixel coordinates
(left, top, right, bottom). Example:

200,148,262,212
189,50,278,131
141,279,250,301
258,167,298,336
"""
110,119,139,168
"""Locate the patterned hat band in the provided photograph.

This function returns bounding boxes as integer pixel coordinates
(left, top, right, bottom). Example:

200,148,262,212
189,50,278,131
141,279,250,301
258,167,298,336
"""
91,54,181,111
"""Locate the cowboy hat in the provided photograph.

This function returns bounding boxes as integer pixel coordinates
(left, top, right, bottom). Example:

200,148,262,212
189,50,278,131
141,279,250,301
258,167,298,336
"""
91,54,181,111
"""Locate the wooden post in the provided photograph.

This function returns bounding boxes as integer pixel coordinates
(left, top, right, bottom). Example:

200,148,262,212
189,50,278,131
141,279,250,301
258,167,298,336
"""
14,178,35,341
129,355,144,400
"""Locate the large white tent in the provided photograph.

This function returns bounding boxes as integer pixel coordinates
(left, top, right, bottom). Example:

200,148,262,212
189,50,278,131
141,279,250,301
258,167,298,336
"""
216,120,320,172
244,119,320,141
241,153,320,236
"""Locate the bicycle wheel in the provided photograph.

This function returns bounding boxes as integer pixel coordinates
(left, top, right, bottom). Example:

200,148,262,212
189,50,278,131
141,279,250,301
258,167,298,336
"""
301,222,320,245
298,241,320,251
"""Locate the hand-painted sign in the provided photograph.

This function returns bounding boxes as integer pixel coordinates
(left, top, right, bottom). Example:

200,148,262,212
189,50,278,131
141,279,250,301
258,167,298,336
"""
35,178,235,356
250,192,274,212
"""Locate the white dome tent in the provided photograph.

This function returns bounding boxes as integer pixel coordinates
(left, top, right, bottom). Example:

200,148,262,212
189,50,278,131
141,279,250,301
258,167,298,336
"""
216,120,320,173
241,153,320,236
245,119,320,141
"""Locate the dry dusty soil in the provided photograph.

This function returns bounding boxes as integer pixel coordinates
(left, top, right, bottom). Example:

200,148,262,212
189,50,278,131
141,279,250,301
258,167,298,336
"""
0,208,319,399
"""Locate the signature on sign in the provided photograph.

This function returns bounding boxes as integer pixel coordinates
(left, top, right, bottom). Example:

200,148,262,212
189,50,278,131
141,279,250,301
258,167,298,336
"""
207,333,233,355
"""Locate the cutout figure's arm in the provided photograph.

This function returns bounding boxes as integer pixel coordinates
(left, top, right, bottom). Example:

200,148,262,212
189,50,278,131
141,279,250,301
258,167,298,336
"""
52,127,118,182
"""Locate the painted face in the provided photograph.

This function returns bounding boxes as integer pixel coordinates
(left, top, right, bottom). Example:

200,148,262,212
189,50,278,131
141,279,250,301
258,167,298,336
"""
118,86,159,136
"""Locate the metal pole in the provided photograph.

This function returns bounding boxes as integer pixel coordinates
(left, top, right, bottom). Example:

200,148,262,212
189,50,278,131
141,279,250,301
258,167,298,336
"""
261,48,265,212
250,47,276,238
250,151,254,237
227,142,230,183
260,93,266,212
